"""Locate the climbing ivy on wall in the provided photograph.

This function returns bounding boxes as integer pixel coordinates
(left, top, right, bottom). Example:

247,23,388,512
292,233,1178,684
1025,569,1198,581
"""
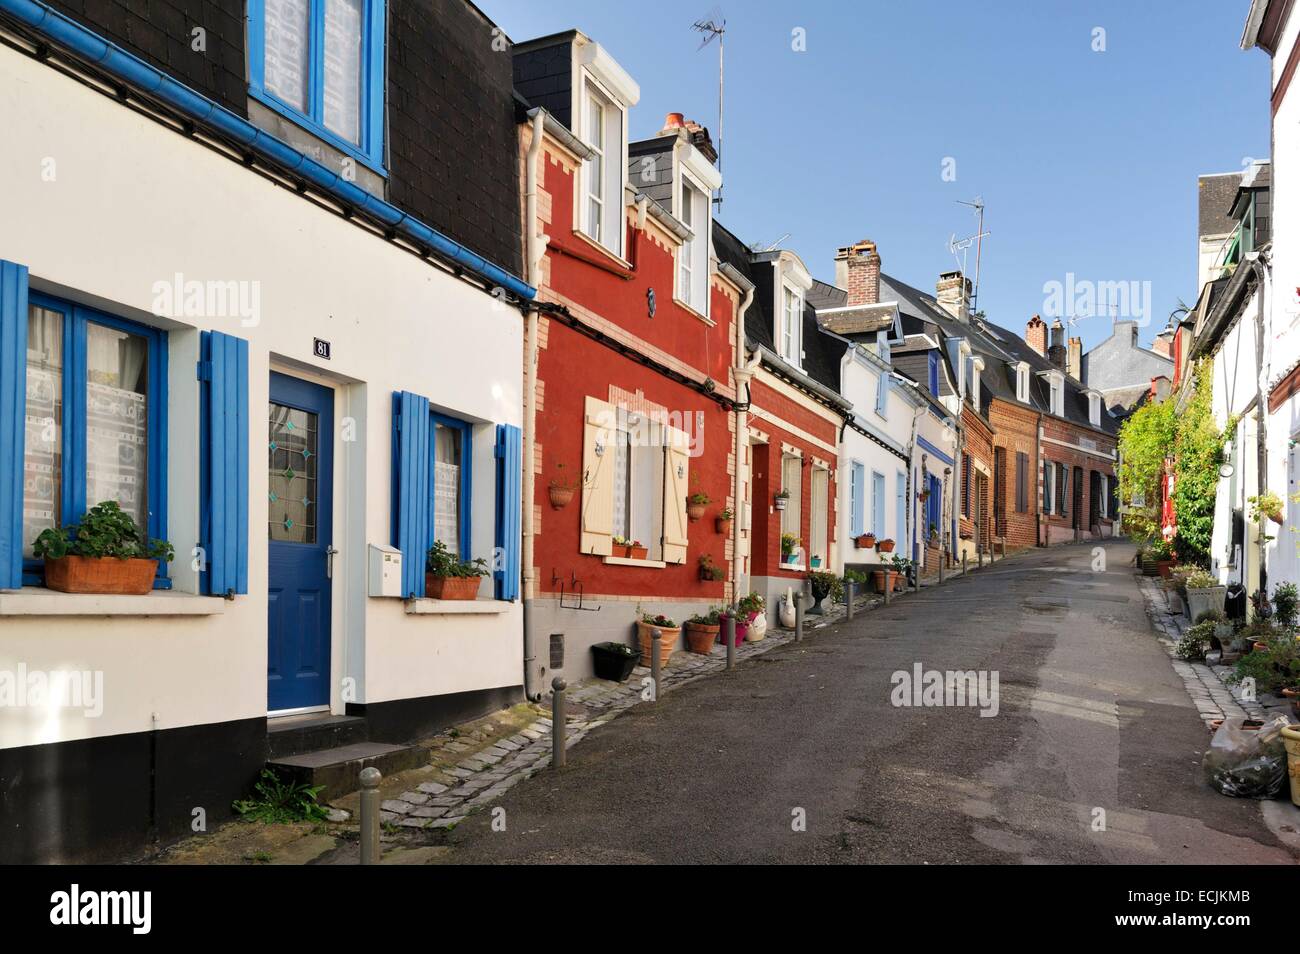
1116,393,1175,542
1173,360,1229,565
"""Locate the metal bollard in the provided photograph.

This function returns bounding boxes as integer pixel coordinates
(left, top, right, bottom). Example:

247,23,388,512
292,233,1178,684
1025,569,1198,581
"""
846,581,855,620
795,585,806,641
724,614,736,669
650,629,662,703
551,676,566,769
883,570,890,606
938,552,945,584
978,545,984,568
962,552,968,576
359,766,381,865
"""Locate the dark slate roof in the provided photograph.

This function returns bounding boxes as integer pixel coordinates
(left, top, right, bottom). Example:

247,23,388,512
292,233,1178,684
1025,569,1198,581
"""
713,220,842,396
1198,173,1240,238
628,137,674,212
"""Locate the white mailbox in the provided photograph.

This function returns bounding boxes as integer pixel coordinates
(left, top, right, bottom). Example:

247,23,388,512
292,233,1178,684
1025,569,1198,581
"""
368,544,403,597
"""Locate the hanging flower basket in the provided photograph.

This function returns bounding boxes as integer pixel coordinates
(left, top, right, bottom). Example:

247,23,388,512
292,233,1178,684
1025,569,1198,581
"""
548,484,575,510
716,517,732,536
855,534,876,549
878,538,896,553
686,499,708,522
774,492,789,511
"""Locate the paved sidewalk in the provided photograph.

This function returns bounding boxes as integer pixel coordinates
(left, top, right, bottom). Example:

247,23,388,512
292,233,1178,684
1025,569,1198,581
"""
1137,576,1294,726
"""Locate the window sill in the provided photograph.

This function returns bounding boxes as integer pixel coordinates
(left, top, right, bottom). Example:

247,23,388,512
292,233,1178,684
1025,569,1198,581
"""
779,562,807,572
0,589,227,617
672,296,714,326
603,556,668,569
570,228,631,269
404,598,509,615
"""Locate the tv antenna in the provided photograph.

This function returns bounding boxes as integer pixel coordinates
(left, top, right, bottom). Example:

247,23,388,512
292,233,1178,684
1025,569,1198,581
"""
691,10,725,210
949,197,988,313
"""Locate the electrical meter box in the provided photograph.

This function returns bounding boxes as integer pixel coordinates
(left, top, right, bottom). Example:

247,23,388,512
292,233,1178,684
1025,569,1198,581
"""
368,545,402,597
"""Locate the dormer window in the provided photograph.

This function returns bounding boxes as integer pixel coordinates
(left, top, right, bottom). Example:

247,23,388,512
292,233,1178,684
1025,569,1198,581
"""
677,173,709,314
1088,391,1102,427
580,79,626,256
971,357,984,413
1048,373,1064,416
1016,362,1030,403
780,285,803,367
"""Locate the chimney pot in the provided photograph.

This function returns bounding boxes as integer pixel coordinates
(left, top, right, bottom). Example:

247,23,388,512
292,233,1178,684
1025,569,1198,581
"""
663,112,685,130
1025,315,1047,356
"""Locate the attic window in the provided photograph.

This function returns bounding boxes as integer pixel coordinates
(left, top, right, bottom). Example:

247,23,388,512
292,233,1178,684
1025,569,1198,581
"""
780,284,802,368
581,80,625,256
971,357,984,413
677,174,709,314
1016,362,1030,403
1088,392,1101,427
1048,374,1064,417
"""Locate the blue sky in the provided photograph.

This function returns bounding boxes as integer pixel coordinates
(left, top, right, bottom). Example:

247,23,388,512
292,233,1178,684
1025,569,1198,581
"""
480,0,1269,351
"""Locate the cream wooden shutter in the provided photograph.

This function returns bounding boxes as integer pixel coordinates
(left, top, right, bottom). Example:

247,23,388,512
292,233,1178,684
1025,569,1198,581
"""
661,424,690,564
580,396,615,555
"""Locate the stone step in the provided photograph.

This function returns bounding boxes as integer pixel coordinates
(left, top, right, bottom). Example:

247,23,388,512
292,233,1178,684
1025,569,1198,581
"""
268,741,428,799
267,712,370,759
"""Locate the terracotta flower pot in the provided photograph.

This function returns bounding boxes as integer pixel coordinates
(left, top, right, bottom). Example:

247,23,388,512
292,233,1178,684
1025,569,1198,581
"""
684,622,719,655
870,570,896,594
548,485,575,510
878,539,895,553
686,500,707,522
636,620,680,668
425,574,481,600
716,517,732,536
1156,560,1174,579
856,534,876,549
43,555,156,595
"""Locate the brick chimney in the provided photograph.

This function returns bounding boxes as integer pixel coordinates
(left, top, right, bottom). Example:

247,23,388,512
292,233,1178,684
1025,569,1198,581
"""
834,239,881,306
1048,318,1067,369
1025,315,1047,356
1152,323,1175,359
661,113,718,164
1067,336,1082,381
935,271,971,322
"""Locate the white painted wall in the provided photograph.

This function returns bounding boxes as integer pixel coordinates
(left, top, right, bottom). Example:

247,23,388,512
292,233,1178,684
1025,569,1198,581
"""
0,46,523,749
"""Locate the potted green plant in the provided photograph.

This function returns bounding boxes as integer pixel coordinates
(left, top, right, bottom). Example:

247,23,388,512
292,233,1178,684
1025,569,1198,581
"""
1248,490,1284,526
716,507,734,536
890,554,912,591
32,500,173,595
807,570,843,615
424,540,488,600
773,488,790,511
1184,569,1226,622
684,606,723,654
613,535,647,560
735,592,766,642
1273,582,1299,631
780,532,799,564
635,611,680,668
590,642,639,682
686,480,710,522
698,553,724,581
548,462,580,510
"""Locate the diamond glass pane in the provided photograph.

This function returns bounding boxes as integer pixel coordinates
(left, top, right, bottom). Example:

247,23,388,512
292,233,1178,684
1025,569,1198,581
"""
269,402,318,543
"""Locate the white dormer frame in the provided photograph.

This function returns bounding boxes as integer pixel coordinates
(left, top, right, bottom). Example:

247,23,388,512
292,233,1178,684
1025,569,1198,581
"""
1015,361,1031,403
573,40,640,259
675,166,711,316
970,356,985,413
1038,369,1066,417
1085,388,1103,427
764,250,813,371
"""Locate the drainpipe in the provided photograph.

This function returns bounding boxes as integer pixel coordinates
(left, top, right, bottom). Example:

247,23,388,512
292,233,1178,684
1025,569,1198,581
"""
1249,254,1270,596
731,292,757,600
1035,411,1045,546
520,110,548,701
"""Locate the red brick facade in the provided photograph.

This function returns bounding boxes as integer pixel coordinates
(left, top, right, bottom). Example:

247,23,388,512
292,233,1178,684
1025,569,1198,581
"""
958,405,995,551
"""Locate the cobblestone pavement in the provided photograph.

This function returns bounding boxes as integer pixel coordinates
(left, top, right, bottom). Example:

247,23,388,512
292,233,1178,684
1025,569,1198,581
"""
1137,577,1295,727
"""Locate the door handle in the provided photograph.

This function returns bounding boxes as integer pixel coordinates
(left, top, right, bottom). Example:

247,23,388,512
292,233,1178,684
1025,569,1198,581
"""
326,546,339,579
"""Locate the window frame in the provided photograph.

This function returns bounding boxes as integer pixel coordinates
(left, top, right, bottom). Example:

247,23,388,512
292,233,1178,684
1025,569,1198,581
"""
780,284,803,367
1016,362,1030,403
429,410,472,560
247,0,388,175
578,73,626,257
1043,461,1055,515
849,460,865,537
780,452,803,561
676,170,710,315
22,292,169,587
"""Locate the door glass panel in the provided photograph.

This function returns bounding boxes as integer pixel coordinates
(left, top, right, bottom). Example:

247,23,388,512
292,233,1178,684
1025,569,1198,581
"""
269,402,318,543
24,306,63,558
86,322,148,531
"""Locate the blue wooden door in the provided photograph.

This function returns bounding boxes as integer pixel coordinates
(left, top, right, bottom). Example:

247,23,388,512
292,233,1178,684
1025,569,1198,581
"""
267,373,333,712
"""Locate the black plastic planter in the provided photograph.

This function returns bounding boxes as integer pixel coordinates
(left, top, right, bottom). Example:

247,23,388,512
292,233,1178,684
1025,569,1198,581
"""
591,642,639,682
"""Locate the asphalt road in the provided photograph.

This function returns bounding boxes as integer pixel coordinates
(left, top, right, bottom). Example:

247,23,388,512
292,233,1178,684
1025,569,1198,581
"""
438,541,1295,864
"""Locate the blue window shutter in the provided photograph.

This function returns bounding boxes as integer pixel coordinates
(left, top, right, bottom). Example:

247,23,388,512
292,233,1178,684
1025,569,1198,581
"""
392,391,431,598
199,331,249,595
928,353,939,396
494,423,522,601
0,261,29,588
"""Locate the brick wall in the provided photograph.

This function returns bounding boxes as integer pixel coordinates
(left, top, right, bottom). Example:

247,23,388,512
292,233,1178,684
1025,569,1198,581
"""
1040,417,1116,544
959,405,994,546
46,0,247,113
988,398,1042,549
